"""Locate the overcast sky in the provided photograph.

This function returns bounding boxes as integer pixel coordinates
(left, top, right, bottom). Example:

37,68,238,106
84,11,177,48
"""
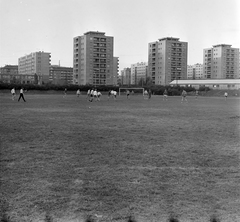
0,0,239,71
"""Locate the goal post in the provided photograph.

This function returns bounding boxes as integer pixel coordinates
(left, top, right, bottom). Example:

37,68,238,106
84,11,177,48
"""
119,88,145,96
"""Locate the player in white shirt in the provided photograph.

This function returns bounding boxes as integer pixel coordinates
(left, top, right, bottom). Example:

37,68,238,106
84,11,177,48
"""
11,88,16,100
89,89,94,102
93,89,98,101
97,90,102,101
18,88,26,102
87,89,91,100
224,92,228,100
76,89,81,97
112,90,117,100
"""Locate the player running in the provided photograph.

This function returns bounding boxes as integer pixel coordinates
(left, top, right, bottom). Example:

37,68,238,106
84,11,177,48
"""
18,88,26,102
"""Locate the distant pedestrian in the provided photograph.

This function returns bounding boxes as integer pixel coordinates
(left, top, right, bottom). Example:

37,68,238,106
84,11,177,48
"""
18,88,26,102
181,90,187,103
76,89,81,97
163,89,168,101
11,88,16,100
224,92,228,100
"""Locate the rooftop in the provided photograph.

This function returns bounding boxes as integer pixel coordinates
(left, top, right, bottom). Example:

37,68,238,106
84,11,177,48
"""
84,31,105,36
159,37,180,41
213,44,232,48
170,79,240,85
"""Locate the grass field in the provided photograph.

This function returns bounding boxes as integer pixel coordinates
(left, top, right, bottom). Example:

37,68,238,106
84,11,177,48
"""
0,92,240,222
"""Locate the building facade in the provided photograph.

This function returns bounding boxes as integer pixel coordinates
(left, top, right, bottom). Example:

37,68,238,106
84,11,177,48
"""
73,31,114,86
18,51,51,84
113,57,119,86
187,63,203,79
120,68,131,85
148,37,188,85
0,65,36,84
130,62,148,85
203,44,239,79
0,65,18,75
49,65,73,85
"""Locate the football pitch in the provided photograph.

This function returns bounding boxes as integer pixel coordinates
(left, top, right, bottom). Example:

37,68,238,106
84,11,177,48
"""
0,92,240,222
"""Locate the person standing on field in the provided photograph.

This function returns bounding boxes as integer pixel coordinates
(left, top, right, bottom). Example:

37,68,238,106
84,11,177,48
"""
195,90,199,100
163,89,168,101
18,88,26,102
11,88,16,100
181,90,187,103
224,92,228,100
93,89,98,101
87,89,91,100
76,89,81,97
97,90,102,101
148,89,152,99
63,88,67,98
126,90,130,99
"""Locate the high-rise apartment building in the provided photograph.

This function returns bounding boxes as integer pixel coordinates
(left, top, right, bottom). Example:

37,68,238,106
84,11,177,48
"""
113,57,119,86
73,31,114,86
203,44,239,79
187,63,203,79
148,37,188,85
18,51,51,84
130,62,148,85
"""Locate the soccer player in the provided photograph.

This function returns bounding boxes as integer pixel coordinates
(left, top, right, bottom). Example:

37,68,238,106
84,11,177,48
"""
195,90,199,100
163,89,168,101
126,90,130,99
11,88,16,100
224,92,228,100
144,90,148,99
97,90,102,101
181,90,187,103
18,88,26,102
93,89,98,101
63,88,67,98
113,90,117,100
108,90,112,100
87,89,91,100
89,89,94,102
148,89,152,99
76,89,81,97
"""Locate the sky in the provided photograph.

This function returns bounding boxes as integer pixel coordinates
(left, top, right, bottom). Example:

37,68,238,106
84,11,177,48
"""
0,0,239,71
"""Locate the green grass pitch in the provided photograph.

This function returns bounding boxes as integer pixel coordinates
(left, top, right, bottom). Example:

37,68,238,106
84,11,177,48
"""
0,92,240,222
